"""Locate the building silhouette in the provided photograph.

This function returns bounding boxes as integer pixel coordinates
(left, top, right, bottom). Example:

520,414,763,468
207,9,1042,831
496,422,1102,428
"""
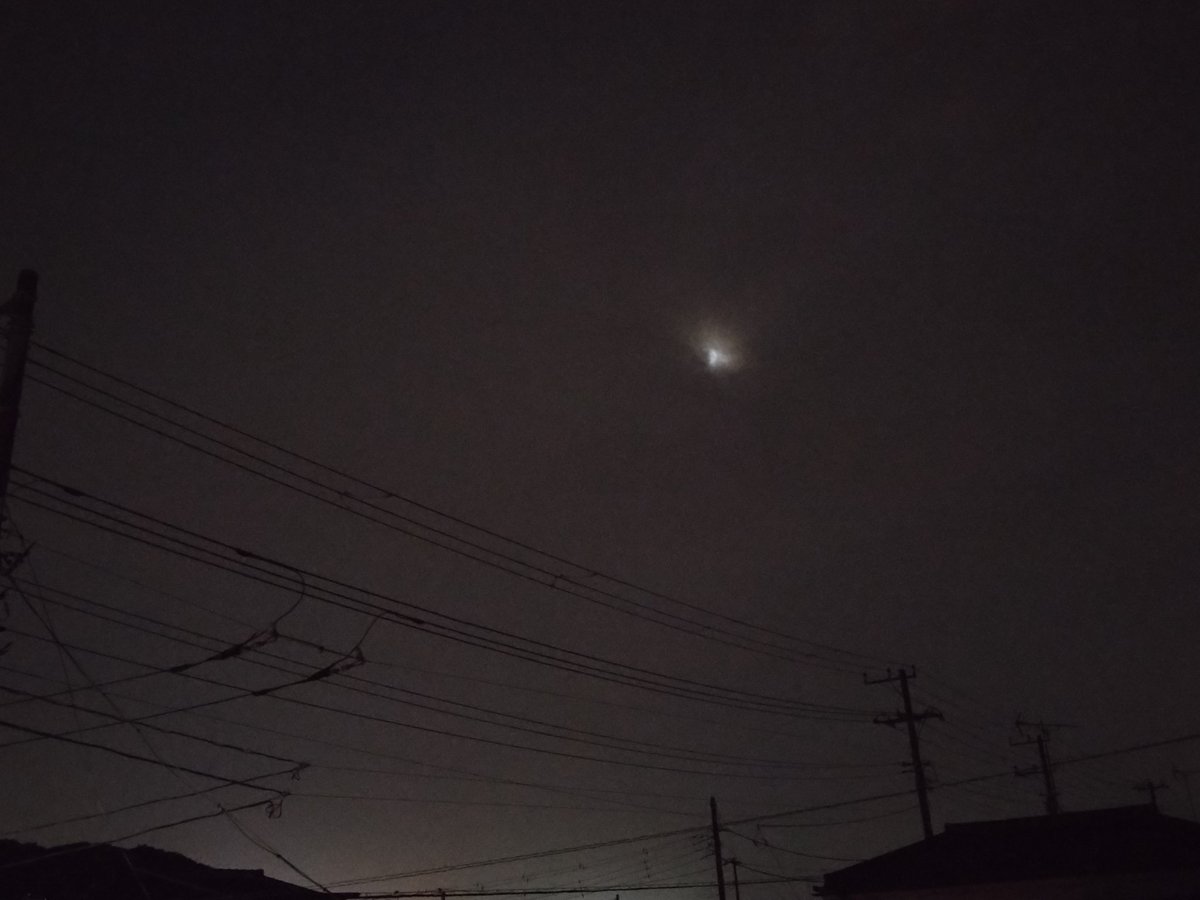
0,839,336,900
817,805,1200,899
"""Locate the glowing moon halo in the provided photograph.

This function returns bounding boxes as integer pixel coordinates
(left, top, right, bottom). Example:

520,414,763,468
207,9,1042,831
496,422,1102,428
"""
687,322,741,373
705,345,733,370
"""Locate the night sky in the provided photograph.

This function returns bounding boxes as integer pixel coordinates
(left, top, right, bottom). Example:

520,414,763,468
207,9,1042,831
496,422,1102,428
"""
3,1,1199,895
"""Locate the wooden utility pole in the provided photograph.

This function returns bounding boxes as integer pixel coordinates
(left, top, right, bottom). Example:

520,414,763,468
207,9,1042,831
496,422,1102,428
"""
867,667,942,840
0,269,37,525
1173,767,1198,821
1135,779,1168,812
729,858,741,900
1012,720,1061,815
709,797,727,900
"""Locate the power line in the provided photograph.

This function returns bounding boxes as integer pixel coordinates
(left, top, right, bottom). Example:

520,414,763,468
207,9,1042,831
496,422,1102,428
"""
9,575,866,815
481,833,703,889
11,472,849,719
220,806,330,893
4,580,880,776
8,581,880,773
728,862,813,884
1058,732,1200,769
0,670,305,767
6,659,831,824
96,682,1191,894
9,473,870,719
0,614,277,713
21,494,1200,796
363,650,863,746
328,782,980,889
328,737,1200,894
2,624,884,783
352,878,812,897
329,825,715,888
722,828,861,863
1,768,297,837
9,486,834,719
5,515,311,883
0,715,296,794
6,650,703,819
25,367,853,673
288,791,694,815
29,342,894,672
0,799,272,873
752,804,917,829
0,626,357,754
22,541,866,743
35,542,261,630
4,511,326,886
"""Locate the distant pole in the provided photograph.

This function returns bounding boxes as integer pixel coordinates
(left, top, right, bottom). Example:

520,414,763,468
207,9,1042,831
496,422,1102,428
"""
0,270,37,526
1012,721,1061,815
867,667,942,840
1036,734,1059,814
730,858,742,900
1134,779,1168,812
1173,767,1198,821
709,797,727,900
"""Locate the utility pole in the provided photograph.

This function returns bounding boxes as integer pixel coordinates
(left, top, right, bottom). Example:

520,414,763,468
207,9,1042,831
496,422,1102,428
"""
866,666,942,840
729,858,742,900
0,270,37,525
709,797,727,900
1012,720,1062,815
1172,767,1198,821
1134,779,1168,812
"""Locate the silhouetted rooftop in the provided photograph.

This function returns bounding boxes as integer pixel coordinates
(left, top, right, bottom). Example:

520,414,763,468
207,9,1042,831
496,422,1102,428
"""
0,839,335,900
817,805,1200,896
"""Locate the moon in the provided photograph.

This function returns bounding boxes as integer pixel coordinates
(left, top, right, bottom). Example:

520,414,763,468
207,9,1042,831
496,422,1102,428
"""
695,332,740,373
686,321,742,373
704,345,733,370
